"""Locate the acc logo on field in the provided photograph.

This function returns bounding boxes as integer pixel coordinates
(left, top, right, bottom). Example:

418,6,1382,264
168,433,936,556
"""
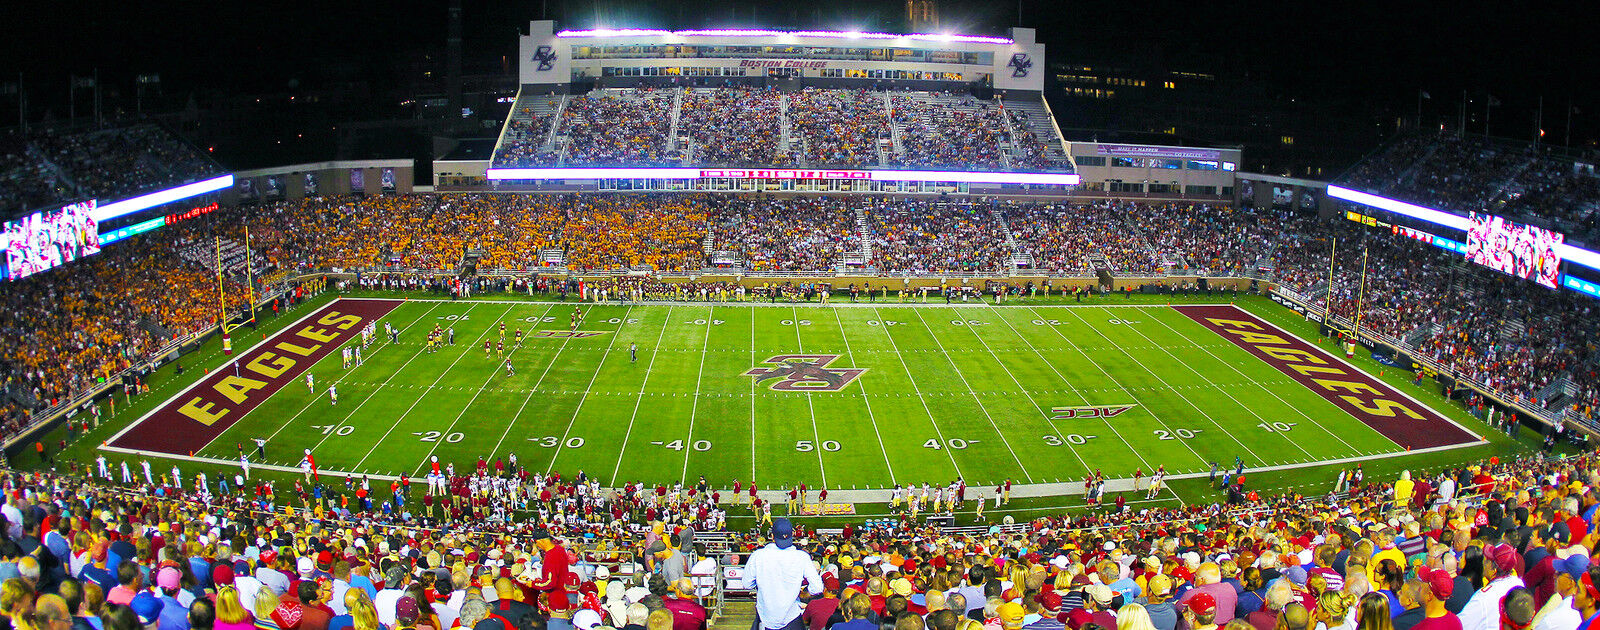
1050,404,1136,420
745,355,866,392
534,330,609,338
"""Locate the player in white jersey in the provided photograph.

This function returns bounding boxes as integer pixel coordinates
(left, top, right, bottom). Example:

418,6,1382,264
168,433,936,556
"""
306,372,315,392
96,455,110,479
329,385,339,405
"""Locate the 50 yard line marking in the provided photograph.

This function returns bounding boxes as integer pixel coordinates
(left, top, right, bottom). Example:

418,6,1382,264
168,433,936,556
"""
793,307,828,489
908,308,1032,482
833,310,897,486
679,306,716,483
349,303,515,471
608,306,676,485
540,305,635,473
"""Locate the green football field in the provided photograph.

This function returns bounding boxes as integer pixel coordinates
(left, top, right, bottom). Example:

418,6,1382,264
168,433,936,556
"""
100,296,1463,495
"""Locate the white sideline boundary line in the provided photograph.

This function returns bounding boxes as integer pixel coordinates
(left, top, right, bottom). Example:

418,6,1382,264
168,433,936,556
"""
99,298,405,452
90,440,1479,502
1222,303,1483,445
335,296,1232,309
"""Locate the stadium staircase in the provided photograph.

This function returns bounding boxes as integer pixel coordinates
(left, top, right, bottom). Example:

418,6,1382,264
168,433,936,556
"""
1403,323,1441,348
537,249,566,266
993,210,1034,269
841,206,872,267
776,94,794,161
711,601,756,630
1004,98,1074,166
876,92,893,167
887,94,906,160
666,89,685,156
1536,375,1579,412
1498,317,1527,344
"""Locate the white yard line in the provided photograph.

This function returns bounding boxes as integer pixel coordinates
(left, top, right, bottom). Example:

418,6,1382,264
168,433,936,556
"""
1020,306,1212,472
477,304,573,462
1140,306,1362,453
986,308,1154,474
749,308,757,482
792,307,829,489
906,308,1034,482
543,306,636,472
680,306,715,483
957,311,1094,475
409,305,558,476
1056,306,1270,459
831,310,897,486
608,306,677,485
870,307,964,478
349,304,514,471
260,302,449,453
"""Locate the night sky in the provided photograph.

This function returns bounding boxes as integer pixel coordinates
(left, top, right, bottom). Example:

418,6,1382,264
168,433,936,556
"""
2,0,1596,151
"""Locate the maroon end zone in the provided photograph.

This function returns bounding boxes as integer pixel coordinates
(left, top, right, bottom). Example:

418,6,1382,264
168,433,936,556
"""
107,299,400,455
1175,305,1477,450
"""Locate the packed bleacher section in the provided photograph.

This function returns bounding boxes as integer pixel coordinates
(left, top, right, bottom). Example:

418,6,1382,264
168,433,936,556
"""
553,89,677,167
868,201,1014,273
0,124,222,215
0,439,1593,630
679,88,787,166
491,87,1074,172
1337,132,1600,245
707,197,860,272
1002,203,1160,275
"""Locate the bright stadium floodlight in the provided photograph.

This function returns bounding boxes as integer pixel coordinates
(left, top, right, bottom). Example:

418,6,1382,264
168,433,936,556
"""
1325,185,1471,231
91,174,235,223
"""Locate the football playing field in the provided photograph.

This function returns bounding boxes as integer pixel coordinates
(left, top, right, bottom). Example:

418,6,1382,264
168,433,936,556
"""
102,297,1480,495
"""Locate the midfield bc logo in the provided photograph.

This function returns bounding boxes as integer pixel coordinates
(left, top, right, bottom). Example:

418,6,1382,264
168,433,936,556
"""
745,355,867,391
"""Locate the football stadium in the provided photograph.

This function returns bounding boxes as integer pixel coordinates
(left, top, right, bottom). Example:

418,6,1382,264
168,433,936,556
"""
0,4,1597,630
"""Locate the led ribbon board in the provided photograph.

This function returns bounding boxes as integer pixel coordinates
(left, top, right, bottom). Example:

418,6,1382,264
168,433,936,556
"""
485,167,1080,186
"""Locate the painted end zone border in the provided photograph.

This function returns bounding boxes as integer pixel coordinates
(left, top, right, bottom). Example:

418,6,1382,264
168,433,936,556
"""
105,299,403,455
1175,305,1479,450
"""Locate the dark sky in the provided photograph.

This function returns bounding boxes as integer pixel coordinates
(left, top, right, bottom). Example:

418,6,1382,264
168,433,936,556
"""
2,0,1596,148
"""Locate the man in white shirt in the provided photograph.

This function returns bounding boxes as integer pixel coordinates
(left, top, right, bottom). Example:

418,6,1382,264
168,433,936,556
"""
1460,546,1526,630
742,519,822,630
373,565,409,626
1533,558,1585,630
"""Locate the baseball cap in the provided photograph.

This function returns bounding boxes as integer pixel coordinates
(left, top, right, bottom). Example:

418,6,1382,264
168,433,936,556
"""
573,609,602,630
395,596,420,625
1187,592,1217,616
773,519,795,549
1417,566,1454,600
997,602,1025,625
156,567,181,590
1039,591,1063,614
260,549,278,565
1558,555,1591,582
1087,584,1114,607
131,592,162,626
1147,574,1173,600
298,557,316,577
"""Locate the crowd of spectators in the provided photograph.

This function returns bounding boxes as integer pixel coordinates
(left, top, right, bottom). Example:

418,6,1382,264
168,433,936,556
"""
556,90,677,166
0,124,220,215
789,89,891,168
1003,203,1158,275
868,201,1014,273
1338,132,1600,245
0,435,1595,630
891,93,1010,170
491,103,559,168
679,89,787,166
709,197,860,272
